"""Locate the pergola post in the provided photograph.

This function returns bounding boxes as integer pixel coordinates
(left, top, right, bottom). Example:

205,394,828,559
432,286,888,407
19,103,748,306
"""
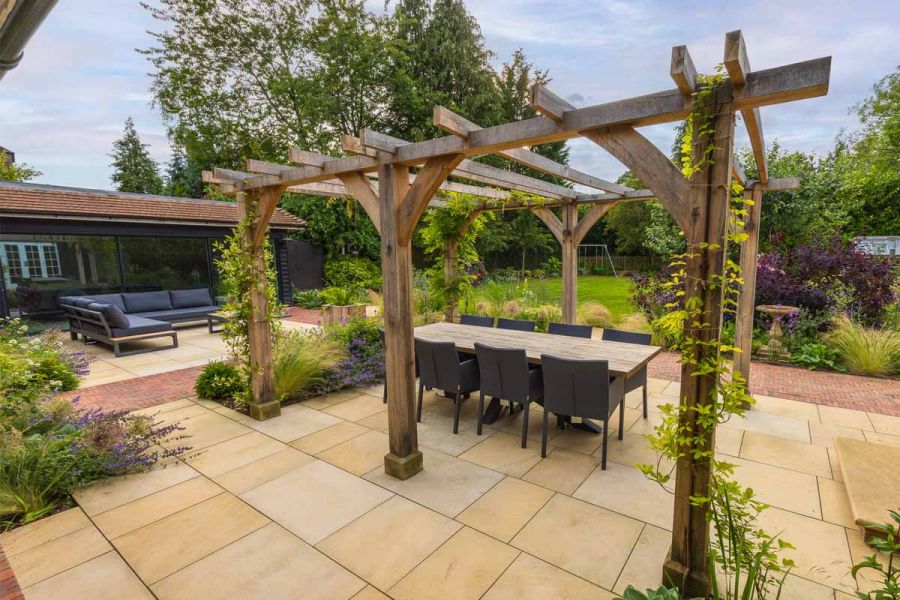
238,189,282,421
662,93,736,596
442,211,482,322
377,160,423,479
733,181,763,387
533,203,614,324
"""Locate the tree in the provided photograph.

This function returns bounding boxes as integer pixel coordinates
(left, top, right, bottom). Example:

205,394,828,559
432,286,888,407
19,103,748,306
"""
840,67,900,236
110,117,163,194
0,151,41,182
387,0,500,141
280,194,380,261
163,146,203,198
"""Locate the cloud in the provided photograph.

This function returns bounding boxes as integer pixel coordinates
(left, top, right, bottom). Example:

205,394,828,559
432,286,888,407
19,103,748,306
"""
0,0,896,190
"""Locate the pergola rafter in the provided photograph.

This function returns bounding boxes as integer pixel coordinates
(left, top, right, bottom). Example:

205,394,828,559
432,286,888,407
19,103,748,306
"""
205,30,828,597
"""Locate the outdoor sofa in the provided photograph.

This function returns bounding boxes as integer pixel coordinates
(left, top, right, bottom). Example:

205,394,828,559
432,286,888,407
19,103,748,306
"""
59,288,220,357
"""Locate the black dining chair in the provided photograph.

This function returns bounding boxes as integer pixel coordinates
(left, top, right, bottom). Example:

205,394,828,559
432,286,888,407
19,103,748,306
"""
380,328,420,404
602,328,652,418
497,317,536,332
548,322,593,338
460,314,494,327
474,343,543,448
539,354,626,469
415,338,480,434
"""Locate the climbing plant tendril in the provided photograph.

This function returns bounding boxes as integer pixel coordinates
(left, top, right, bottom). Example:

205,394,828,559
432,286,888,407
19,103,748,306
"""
638,67,796,598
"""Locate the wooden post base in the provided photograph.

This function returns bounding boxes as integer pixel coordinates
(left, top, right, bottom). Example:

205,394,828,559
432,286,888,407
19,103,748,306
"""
384,451,423,480
248,399,282,421
663,552,709,598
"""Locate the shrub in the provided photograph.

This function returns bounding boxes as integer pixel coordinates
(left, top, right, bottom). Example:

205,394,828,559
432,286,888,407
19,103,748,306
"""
274,330,345,400
321,318,385,392
577,301,614,328
320,286,365,306
518,304,562,332
324,256,382,291
293,288,324,309
630,268,679,322
791,342,844,371
757,237,896,325
195,362,245,401
502,300,523,317
619,312,653,334
473,301,494,316
650,310,686,348
825,316,900,376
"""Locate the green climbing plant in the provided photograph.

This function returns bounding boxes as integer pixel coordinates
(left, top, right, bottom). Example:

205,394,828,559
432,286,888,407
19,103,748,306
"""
638,68,795,599
213,203,282,406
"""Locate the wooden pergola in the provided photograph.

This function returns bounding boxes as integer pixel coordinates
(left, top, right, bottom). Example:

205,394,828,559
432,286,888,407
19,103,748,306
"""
204,30,829,595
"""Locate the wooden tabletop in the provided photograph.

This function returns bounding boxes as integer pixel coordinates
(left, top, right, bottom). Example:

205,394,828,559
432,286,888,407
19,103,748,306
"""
413,322,662,378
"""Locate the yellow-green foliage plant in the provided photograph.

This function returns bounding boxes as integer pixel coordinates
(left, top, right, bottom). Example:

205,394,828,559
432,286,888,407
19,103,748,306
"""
274,330,346,400
577,301,614,328
826,316,900,376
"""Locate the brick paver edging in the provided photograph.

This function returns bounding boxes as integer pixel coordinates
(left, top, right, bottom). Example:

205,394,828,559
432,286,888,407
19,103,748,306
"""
648,351,900,416
0,543,23,600
57,365,205,412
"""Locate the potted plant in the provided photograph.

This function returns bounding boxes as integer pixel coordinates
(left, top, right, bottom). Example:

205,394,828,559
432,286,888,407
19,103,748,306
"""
320,286,367,326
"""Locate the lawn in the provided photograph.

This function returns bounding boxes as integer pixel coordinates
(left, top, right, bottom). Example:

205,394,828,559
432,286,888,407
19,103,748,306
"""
472,275,637,324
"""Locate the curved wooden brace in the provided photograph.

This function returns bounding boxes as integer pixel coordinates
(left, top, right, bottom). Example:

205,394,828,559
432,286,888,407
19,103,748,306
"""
337,172,381,234
531,207,564,243
574,202,616,244
583,127,691,232
398,154,465,244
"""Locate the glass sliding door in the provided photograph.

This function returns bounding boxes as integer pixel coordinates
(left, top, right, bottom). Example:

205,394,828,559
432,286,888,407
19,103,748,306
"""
119,236,211,293
0,234,121,320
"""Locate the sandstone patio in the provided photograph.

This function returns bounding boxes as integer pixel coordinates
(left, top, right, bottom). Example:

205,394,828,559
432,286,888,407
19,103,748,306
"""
3,370,897,599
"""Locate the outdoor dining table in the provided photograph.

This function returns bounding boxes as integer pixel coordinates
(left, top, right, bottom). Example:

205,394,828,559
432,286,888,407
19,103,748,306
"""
413,322,663,431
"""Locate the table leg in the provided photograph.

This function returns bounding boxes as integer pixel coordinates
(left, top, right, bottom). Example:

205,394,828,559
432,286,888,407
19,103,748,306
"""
569,417,603,434
480,398,506,425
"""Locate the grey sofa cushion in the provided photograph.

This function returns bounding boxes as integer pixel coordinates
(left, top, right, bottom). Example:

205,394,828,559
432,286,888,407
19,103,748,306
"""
83,293,126,311
170,288,212,309
122,291,173,313
136,305,219,322
86,302,130,329
111,315,172,337
72,297,96,308
58,296,77,306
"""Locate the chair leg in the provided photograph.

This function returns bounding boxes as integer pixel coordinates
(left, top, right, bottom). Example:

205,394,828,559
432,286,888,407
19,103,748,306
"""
618,402,625,440
476,392,485,435
601,418,609,470
541,410,549,458
520,401,530,448
416,381,424,422
642,385,648,419
452,393,461,435
383,381,387,404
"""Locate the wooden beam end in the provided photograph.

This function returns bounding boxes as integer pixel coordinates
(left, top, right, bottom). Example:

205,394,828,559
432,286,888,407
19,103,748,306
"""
671,45,697,96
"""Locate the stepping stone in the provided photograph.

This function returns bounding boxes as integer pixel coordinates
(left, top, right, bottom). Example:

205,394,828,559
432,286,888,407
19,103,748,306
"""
835,437,900,542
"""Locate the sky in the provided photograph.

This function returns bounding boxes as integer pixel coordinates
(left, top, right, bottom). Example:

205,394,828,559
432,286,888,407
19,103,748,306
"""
0,0,897,191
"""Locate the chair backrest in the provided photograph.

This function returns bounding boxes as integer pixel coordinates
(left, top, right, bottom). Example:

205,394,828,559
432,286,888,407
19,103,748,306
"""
415,338,462,391
497,317,535,332
540,354,611,420
474,342,531,402
548,322,593,338
602,328,652,346
460,314,494,327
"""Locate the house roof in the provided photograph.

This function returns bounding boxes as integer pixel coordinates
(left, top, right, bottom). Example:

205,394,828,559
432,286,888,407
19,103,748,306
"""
0,181,304,229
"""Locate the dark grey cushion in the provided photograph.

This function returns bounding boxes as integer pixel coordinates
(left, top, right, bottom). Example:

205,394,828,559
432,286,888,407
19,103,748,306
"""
111,315,172,337
170,288,212,309
87,302,130,329
72,297,95,308
122,291,173,313
136,305,220,322
58,296,77,306
83,293,126,311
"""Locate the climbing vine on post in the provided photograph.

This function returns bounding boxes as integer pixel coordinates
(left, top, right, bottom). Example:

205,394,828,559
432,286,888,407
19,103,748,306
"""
640,69,795,598
420,192,495,320
213,205,281,407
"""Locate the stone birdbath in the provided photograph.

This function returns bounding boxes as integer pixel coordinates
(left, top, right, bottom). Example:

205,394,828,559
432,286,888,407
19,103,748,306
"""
755,304,799,359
